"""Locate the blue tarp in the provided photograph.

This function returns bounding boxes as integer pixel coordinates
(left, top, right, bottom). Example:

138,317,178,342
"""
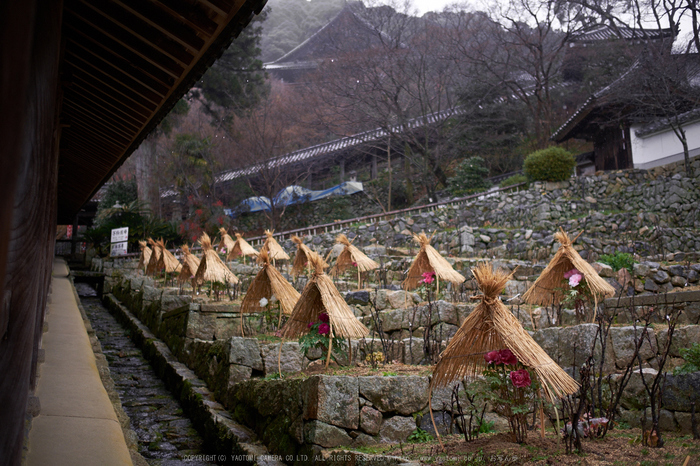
225,181,363,216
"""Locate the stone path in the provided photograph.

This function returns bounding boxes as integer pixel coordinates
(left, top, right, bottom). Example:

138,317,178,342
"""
77,283,215,466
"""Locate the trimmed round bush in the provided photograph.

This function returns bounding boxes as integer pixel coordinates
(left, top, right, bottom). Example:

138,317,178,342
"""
523,147,575,182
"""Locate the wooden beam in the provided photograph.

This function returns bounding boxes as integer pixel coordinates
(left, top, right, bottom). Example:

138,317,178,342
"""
152,0,221,36
199,0,235,17
71,76,153,120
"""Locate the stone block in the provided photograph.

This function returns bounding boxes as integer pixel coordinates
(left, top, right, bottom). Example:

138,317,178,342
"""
379,415,416,443
228,364,253,385
304,420,352,448
402,338,424,365
620,368,658,410
350,432,378,448
592,262,614,278
360,406,382,435
228,337,263,370
261,342,305,376
657,325,700,358
610,326,657,369
420,411,452,437
652,270,670,284
633,263,650,277
346,290,370,305
303,376,359,430
662,372,700,412
533,324,614,373
359,376,429,415
386,291,419,309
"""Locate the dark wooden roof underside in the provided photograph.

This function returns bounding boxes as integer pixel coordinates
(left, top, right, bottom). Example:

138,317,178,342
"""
57,0,266,223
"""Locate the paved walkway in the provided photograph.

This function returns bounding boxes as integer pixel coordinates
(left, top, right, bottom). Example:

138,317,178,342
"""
24,258,132,465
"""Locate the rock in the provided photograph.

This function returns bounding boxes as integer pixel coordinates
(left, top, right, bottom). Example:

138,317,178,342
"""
662,372,700,412
303,376,359,429
674,412,696,434
304,420,352,448
378,309,408,332
644,279,660,292
228,337,263,370
592,262,614,277
374,290,388,310
533,324,614,373
346,290,370,305
610,326,657,369
228,364,253,384
481,412,510,432
402,338,424,365
633,263,651,277
420,411,452,436
379,416,416,443
525,229,533,240
359,376,429,415
585,196,597,204
460,231,475,247
360,406,382,435
671,276,687,286
658,325,700,358
386,291,419,309
480,235,491,243
350,432,378,448
620,368,658,410
651,270,670,284
261,342,305,376
668,265,688,277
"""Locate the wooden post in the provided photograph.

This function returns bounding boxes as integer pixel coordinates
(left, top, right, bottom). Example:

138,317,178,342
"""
325,332,334,369
347,338,352,366
436,276,440,295
277,306,283,329
357,268,361,290
240,311,245,337
277,342,283,378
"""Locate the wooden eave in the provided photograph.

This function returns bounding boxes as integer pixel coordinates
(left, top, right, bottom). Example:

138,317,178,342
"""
56,0,266,223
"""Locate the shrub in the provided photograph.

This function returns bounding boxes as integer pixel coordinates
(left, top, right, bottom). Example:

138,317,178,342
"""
523,147,575,182
448,156,491,196
499,173,528,189
674,343,700,375
598,252,635,273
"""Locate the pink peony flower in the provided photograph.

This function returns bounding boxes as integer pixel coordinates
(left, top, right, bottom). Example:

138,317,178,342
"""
510,369,532,388
484,350,501,365
564,269,581,279
319,312,329,323
352,262,358,267
499,348,518,366
569,273,583,287
318,323,330,335
421,271,435,284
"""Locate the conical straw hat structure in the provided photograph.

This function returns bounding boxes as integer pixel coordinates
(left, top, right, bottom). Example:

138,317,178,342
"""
137,240,152,273
194,233,239,285
280,255,369,340
145,238,162,276
260,230,290,261
330,234,379,276
291,235,327,276
177,244,200,285
240,249,300,316
522,228,615,307
227,233,259,261
218,228,236,254
431,263,579,402
155,239,182,273
402,232,465,290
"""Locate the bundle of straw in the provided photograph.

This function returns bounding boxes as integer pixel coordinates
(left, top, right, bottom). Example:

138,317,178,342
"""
145,238,162,276
330,234,379,276
177,244,200,286
522,228,615,308
402,232,465,290
431,263,579,402
218,228,236,255
137,240,152,274
291,235,327,276
280,255,368,341
155,239,182,273
260,230,290,261
194,233,239,285
227,232,259,261
240,249,301,335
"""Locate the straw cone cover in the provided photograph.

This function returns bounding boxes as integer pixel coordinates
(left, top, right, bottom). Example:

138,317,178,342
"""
194,233,239,284
432,263,579,402
331,234,379,275
402,233,465,290
145,238,162,275
280,255,368,339
138,240,152,273
240,249,300,315
522,228,615,306
261,230,290,260
228,233,258,261
218,228,236,254
291,235,327,276
155,239,182,273
177,244,201,285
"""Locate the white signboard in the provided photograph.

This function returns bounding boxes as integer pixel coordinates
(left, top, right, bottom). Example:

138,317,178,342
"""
110,241,128,256
111,227,129,243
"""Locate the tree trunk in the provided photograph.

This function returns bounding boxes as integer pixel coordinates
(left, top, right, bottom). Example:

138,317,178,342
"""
387,137,392,212
134,136,161,217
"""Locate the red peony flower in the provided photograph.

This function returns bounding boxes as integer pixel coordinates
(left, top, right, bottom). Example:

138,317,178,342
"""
499,348,518,366
318,312,329,323
484,350,501,365
307,322,314,329
510,369,531,388
318,323,330,335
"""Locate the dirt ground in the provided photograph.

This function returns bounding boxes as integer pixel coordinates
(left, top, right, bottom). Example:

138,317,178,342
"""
353,431,700,465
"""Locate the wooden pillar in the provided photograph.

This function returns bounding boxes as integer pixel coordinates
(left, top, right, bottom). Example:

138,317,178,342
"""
70,214,78,259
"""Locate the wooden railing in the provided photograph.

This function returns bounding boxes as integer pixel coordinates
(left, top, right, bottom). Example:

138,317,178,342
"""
245,182,526,246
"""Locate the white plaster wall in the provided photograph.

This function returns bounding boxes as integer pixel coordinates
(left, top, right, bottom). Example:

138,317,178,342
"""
630,119,700,169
